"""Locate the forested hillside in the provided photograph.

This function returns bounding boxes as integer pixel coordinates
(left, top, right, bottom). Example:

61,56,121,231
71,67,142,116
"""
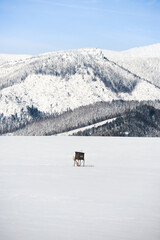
74,105,160,137
2,100,160,136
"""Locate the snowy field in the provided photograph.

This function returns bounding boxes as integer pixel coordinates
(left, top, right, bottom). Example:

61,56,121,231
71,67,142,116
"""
0,137,160,240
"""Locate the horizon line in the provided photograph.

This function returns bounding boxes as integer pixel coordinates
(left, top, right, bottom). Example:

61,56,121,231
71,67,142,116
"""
0,42,159,56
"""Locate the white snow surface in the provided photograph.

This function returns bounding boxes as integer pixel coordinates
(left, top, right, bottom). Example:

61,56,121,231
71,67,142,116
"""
104,43,160,88
0,137,160,240
0,54,31,65
0,73,117,116
0,44,160,117
122,43,160,58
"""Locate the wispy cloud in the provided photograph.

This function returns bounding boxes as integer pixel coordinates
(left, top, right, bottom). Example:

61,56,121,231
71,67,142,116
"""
28,0,144,16
29,0,97,10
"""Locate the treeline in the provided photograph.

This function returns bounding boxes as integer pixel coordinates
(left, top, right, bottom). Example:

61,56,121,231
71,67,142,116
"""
0,105,46,135
2,100,160,136
73,105,160,137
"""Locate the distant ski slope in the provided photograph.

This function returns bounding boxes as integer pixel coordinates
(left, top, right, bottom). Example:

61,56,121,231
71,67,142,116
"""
56,117,116,136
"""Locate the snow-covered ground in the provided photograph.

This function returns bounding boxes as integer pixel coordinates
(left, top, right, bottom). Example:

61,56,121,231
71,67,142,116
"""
0,137,160,240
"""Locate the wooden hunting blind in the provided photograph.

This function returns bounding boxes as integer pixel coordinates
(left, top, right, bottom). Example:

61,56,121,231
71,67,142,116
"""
73,151,85,167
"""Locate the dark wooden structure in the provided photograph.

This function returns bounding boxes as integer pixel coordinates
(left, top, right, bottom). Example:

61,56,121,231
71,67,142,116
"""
73,151,85,167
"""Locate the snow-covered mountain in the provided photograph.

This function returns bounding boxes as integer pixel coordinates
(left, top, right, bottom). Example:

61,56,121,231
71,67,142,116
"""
0,54,31,66
0,44,160,120
104,43,160,88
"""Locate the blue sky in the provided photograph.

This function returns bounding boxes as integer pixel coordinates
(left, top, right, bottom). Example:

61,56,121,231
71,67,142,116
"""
0,0,160,54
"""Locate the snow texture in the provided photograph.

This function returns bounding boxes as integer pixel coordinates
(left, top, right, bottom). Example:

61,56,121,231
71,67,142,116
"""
0,44,160,118
0,137,160,240
104,43,160,88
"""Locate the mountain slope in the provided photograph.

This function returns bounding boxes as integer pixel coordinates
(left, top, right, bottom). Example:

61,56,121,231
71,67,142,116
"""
73,105,160,137
0,47,160,118
104,43,160,88
0,44,160,136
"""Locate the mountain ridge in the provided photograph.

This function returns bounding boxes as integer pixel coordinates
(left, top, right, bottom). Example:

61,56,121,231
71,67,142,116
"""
0,43,160,136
